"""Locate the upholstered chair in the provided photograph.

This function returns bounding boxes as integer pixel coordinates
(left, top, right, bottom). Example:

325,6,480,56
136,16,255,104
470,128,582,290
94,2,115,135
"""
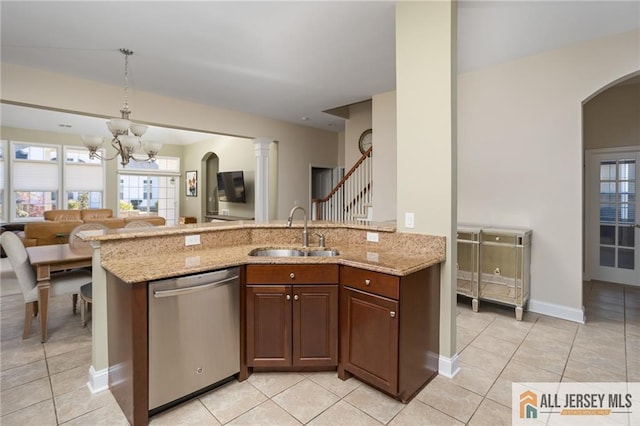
0,231,91,338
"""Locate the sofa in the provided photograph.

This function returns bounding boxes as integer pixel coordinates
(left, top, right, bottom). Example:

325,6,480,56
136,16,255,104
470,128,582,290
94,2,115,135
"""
19,209,165,247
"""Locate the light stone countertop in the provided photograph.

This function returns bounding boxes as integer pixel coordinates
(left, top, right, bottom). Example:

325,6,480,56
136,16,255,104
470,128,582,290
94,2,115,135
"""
90,221,445,283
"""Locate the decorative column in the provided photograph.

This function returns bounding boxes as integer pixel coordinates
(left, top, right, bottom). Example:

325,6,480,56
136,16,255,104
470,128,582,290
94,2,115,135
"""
253,137,272,222
396,1,458,378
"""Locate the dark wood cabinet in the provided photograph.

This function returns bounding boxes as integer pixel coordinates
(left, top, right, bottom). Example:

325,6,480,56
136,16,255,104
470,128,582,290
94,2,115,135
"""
340,287,399,394
245,264,339,370
339,264,441,403
246,285,291,366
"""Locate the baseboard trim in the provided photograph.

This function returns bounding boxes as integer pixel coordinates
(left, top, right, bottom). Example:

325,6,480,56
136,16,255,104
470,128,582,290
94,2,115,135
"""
87,366,109,394
438,353,461,378
528,299,585,324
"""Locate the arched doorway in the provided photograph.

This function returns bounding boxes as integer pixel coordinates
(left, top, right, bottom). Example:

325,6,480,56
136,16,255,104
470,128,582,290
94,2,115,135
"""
583,72,640,287
202,152,220,219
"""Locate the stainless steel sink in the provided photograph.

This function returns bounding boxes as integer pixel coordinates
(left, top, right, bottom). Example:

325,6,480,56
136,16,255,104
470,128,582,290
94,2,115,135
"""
249,248,305,257
249,248,339,257
305,249,340,257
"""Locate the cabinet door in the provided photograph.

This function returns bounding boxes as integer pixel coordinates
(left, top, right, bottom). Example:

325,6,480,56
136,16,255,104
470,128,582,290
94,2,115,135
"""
340,287,399,395
292,285,338,367
246,285,291,367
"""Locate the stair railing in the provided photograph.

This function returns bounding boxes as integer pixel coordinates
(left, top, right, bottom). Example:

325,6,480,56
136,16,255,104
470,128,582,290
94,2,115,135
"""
312,147,372,221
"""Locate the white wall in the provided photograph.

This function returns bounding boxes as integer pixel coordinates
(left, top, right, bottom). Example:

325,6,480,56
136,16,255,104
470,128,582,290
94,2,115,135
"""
372,90,397,222
344,101,372,167
458,30,640,321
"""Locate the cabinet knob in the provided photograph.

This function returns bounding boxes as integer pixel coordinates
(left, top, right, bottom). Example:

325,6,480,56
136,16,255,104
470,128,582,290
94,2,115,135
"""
290,272,295,279
365,279,371,286
286,294,291,300
390,311,396,318
495,236,500,241
294,294,299,301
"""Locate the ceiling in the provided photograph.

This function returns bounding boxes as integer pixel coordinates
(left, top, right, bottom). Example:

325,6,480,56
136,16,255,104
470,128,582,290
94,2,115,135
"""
1,1,638,143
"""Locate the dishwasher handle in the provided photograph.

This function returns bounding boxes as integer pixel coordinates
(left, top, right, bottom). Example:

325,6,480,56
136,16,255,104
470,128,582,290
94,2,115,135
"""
153,275,238,298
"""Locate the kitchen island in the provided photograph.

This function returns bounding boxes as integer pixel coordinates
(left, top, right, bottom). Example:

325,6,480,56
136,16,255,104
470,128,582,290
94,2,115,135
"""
84,221,445,425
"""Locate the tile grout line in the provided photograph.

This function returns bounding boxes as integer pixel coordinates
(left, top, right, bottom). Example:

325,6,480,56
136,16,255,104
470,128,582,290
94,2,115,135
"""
42,342,62,426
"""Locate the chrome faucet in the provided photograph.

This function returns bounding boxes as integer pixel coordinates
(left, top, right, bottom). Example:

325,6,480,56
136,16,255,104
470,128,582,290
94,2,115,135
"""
287,205,308,247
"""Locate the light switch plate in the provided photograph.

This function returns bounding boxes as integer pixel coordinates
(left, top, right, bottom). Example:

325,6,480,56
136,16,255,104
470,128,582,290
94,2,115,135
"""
405,212,415,229
185,234,201,246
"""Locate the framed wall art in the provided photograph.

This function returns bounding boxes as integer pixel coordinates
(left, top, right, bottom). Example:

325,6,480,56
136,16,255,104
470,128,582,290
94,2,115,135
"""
186,170,198,197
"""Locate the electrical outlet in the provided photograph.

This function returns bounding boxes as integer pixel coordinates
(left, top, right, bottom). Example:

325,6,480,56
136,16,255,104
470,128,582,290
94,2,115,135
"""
405,212,415,229
185,234,201,246
366,232,379,242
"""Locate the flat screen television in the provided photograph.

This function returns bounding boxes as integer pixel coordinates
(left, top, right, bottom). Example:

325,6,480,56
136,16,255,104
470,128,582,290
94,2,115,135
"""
216,171,247,203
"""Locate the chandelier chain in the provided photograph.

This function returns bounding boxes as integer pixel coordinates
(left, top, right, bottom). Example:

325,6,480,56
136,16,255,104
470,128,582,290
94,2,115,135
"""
119,48,133,118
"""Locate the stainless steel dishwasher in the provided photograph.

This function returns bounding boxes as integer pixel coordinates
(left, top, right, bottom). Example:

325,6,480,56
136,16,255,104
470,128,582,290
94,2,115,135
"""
148,267,240,412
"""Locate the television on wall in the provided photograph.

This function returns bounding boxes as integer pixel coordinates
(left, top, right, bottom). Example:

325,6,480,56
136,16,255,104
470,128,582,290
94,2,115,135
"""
216,171,247,203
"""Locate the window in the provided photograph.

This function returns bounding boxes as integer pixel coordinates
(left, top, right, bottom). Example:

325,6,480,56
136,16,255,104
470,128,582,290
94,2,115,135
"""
11,142,60,219
118,156,179,225
8,141,106,221
64,147,104,209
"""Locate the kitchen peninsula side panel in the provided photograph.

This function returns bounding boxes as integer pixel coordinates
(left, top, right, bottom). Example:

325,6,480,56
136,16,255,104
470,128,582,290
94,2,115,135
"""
107,273,149,426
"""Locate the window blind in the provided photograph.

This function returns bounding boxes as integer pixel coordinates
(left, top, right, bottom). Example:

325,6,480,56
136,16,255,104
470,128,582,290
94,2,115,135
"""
13,161,59,190
65,163,103,191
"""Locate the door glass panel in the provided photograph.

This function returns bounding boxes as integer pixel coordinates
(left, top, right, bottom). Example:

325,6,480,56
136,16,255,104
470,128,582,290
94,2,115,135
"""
618,248,634,270
600,161,616,180
600,247,615,267
619,226,635,248
598,158,637,272
600,204,616,222
619,159,635,180
600,182,616,198
600,225,615,245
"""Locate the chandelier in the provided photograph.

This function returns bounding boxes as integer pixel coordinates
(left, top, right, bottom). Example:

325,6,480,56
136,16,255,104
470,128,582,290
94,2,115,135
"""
81,48,161,167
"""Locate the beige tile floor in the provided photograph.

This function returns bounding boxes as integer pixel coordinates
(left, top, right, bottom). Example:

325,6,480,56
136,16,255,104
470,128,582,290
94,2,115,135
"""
1,257,638,425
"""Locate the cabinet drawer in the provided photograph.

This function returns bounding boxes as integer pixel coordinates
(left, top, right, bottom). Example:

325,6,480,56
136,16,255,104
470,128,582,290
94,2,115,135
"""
340,266,399,300
457,231,479,242
481,232,518,245
246,264,338,284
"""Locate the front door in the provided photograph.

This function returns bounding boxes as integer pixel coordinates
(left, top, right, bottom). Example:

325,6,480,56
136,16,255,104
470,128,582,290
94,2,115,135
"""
587,148,640,286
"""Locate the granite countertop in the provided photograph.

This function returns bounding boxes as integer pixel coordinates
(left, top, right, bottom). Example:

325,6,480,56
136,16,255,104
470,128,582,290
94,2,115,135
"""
94,220,445,283
87,219,398,242
102,242,444,283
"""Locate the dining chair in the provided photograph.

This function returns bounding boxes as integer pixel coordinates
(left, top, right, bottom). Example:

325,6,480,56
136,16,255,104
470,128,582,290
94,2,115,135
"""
69,223,107,327
0,231,92,339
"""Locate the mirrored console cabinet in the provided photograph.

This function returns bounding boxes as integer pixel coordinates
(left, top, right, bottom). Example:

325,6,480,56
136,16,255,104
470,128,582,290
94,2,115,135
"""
457,225,532,321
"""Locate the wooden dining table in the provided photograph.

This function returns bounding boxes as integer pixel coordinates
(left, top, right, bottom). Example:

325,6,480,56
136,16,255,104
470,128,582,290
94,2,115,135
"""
26,243,93,342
